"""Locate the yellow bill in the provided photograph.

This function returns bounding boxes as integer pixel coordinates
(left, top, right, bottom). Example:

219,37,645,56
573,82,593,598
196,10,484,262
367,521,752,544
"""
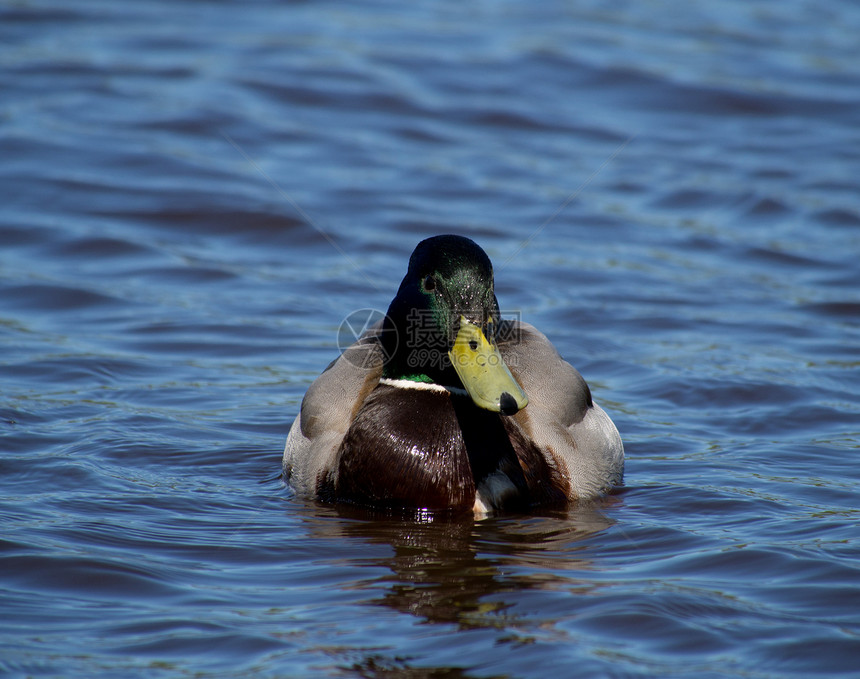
448,315,528,415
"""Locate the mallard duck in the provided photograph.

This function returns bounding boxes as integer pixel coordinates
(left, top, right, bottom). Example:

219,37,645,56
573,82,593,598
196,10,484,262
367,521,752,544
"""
284,234,623,515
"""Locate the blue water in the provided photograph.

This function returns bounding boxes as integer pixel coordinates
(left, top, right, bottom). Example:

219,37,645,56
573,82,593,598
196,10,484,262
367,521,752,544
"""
2,1,859,676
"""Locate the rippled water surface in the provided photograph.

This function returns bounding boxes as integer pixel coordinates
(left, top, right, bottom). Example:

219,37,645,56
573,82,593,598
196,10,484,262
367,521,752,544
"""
2,1,859,676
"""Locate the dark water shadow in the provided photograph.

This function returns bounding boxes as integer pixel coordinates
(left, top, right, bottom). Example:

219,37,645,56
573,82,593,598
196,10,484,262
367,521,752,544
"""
290,498,620,678
283,498,621,677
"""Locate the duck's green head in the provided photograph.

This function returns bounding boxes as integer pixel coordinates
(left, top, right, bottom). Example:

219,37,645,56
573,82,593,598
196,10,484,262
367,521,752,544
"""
381,234,528,415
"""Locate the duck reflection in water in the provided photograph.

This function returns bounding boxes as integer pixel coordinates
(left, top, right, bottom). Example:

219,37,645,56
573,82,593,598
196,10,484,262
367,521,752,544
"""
296,500,618,633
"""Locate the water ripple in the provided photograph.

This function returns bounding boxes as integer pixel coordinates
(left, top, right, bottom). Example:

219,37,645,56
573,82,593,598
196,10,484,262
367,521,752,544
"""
2,0,859,677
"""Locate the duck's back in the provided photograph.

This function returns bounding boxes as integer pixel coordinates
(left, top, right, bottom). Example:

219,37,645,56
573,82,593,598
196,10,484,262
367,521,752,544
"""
500,320,624,499
285,320,623,509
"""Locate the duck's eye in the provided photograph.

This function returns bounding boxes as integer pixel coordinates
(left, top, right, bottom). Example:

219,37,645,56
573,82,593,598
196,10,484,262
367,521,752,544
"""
422,275,436,292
